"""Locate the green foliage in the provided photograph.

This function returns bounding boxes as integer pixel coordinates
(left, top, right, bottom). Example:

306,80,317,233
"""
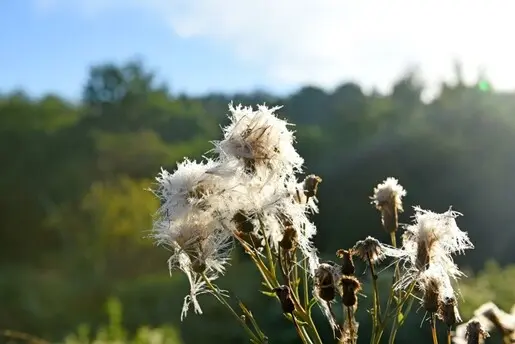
63,298,183,344
459,261,515,318
2,59,515,343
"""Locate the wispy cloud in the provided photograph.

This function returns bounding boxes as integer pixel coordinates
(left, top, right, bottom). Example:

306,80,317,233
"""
33,0,515,95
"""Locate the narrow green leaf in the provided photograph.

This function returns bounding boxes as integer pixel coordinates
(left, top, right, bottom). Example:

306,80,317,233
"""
259,290,276,297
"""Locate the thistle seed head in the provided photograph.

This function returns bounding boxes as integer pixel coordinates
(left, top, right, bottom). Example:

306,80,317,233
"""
352,236,385,264
370,177,406,233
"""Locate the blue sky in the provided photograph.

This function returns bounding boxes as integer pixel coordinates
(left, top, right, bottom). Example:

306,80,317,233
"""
1,0,514,101
0,0,283,100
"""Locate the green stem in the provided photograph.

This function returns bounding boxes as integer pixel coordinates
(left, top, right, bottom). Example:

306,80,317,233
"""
302,259,310,309
388,280,416,344
235,235,323,344
259,218,276,279
386,230,409,344
293,250,300,298
292,315,310,344
201,274,262,343
304,312,324,344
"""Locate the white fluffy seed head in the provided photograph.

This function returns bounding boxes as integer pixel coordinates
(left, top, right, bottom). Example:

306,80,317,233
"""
213,103,304,178
151,102,324,321
394,206,474,291
154,158,235,220
371,177,406,212
405,207,474,270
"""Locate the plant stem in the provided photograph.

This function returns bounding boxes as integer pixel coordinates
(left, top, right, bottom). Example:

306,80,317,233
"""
292,314,310,344
259,218,276,279
368,254,381,344
234,235,323,344
303,310,324,344
201,274,262,343
368,256,381,315
302,259,310,309
346,306,356,344
431,313,439,344
388,280,416,344
293,250,300,298
389,231,397,248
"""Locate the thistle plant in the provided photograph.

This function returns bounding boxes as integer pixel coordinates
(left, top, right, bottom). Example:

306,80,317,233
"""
150,103,476,344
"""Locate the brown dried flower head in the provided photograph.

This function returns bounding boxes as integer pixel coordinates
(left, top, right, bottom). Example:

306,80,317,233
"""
352,236,385,264
419,269,445,313
438,295,461,327
273,285,295,314
422,280,440,313
303,174,322,199
336,249,355,275
315,262,341,302
341,275,362,308
232,210,255,233
279,224,298,251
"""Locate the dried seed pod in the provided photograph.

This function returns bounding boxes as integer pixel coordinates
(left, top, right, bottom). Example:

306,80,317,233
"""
336,249,355,276
421,276,441,313
232,211,255,233
273,285,295,314
438,296,461,327
303,174,322,199
352,236,385,264
315,263,338,302
279,225,297,252
341,275,361,308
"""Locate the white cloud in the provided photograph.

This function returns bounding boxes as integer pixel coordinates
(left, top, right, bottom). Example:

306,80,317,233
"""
34,0,515,96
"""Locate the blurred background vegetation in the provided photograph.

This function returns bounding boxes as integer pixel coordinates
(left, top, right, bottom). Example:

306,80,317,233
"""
2,60,515,343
